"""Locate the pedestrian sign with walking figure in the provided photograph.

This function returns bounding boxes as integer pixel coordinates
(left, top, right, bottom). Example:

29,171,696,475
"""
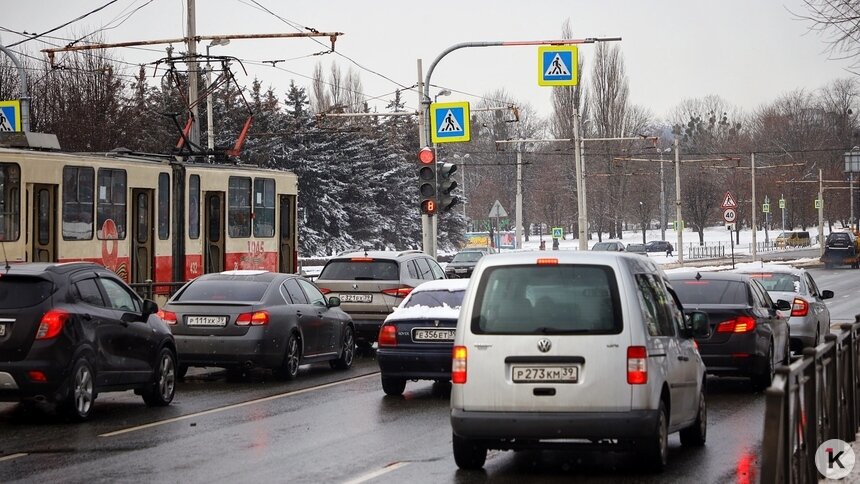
430,101,470,143
0,100,21,132
538,45,579,86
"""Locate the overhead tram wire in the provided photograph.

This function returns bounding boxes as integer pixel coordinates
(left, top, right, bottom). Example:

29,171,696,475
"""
65,0,156,49
5,0,123,48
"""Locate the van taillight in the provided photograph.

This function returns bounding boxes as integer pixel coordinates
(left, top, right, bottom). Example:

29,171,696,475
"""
382,287,412,298
157,310,178,325
236,311,269,326
716,315,756,333
35,310,69,340
452,346,468,384
536,258,558,266
627,346,647,385
378,325,397,347
791,298,809,317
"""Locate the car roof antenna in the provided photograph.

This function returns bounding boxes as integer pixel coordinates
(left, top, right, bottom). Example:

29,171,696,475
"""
695,272,702,281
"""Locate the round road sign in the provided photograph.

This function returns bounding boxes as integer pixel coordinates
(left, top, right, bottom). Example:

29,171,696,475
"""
723,208,737,223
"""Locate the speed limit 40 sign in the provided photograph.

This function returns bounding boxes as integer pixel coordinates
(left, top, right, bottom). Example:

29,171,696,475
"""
723,208,737,223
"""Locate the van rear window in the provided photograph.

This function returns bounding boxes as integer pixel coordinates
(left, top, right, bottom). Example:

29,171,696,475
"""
0,276,54,309
471,265,622,335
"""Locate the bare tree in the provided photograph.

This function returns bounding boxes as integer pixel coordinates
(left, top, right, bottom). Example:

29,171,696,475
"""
796,1,860,68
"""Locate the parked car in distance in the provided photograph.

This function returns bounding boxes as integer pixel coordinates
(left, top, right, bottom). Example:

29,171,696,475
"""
774,231,811,248
591,241,625,251
667,271,791,390
626,243,648,255
162,270,354,380
822,231,860,268
316,250,446,347
450,252,710,472
377,279,470,395
733,264,833,351
445,250,487,278
646,240,674,253
0,262,176,420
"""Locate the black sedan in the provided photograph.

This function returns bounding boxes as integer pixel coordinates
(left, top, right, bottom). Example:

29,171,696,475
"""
668,271,791,389
162,271,355,379
377,279,469,395
0,262,176,420
445,250,488,278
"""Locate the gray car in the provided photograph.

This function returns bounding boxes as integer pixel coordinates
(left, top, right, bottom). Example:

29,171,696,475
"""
162,270,355,379
734,265,833,350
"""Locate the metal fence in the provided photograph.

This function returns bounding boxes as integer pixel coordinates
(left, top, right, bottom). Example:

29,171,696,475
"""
128,280,186,301
761,318,860,483
686,243,726,260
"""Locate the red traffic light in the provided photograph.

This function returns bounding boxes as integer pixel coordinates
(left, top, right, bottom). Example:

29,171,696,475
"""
421,199,437,215
418,147,435,164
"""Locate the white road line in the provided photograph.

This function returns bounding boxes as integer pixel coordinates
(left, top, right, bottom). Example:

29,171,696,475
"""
341,462,409,484
0,453,28,463
99,373,377,438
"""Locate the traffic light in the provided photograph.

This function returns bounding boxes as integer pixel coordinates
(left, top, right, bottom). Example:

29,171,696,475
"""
437,161,459,212
418,147,437,215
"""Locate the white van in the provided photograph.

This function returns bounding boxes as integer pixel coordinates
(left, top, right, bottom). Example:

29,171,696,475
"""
450,252,710,471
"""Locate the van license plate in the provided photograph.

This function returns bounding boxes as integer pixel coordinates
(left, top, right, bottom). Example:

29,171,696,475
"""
341,294,372,303
186,316,227,327
412,328,455,341
0,324,5,336
512,366,578,383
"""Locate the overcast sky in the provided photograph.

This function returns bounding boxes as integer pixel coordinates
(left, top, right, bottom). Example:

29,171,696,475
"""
1,0,855,121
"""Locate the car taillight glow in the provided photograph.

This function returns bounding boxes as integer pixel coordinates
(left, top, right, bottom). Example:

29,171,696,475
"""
716,315,756,333
452,346,467,384
627,346,647,384
236,311,269,326
351,257,374,262
157,310,178,325
35,310,69,340
791,298,809,317
27,370,47,382
536,258,558,266
382,287,412,298
378,325,397,347
319,287,331,295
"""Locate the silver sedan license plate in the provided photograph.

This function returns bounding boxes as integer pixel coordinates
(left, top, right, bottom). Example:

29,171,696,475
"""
512,366,578,383
341,294,372,303
186,316,227,327
412,328,455,341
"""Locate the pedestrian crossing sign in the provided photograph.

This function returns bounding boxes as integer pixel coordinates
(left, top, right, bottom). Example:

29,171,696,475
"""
430,101,470,143
538,45,578,86
0,100,21,132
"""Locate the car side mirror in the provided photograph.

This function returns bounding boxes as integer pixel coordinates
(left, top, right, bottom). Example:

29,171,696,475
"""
821,290,834,300
775,299,792,311
327,296,341,308
684,311,710,339
142,299,158,316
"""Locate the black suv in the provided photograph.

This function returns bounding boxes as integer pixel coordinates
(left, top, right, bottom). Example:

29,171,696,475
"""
0,262,176,420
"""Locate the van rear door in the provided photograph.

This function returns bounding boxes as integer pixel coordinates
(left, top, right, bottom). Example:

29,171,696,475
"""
458,263,632,413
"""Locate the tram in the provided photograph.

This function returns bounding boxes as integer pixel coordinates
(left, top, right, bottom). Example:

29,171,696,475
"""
0,144,299,289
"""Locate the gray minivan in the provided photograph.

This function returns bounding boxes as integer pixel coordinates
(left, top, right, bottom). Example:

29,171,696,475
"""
450,252,709,471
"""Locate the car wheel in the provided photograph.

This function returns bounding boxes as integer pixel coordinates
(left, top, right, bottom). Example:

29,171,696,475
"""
640,400,668,471
60,357,96,421
753,343,775,391
679,390,707,447
381,376,406,396
330,325,355,370
452,433,487,470
274,333,301,380
142,348,177,407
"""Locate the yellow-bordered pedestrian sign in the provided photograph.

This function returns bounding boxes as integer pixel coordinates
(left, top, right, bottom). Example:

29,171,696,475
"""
0,100,21,132
538,45,578,86
552,227,563,238
430,101,470,143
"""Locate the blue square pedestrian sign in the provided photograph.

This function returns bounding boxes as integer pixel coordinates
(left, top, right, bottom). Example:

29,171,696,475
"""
0,100,21,132
538,45,579,86
430,101,470,144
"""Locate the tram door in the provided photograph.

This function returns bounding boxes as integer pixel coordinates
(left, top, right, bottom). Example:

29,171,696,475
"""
31,184,57,262
204,192,225,273
131,189,154,284
278,195,296,273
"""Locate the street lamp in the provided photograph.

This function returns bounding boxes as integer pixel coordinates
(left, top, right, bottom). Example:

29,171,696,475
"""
434,89,452,104
206,38,230,156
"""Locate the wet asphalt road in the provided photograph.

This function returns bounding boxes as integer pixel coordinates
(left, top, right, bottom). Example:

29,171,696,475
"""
0,266,856,484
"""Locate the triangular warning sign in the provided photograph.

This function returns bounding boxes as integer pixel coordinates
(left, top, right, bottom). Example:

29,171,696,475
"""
544,53,571,77
721,191,738,209
438,110,463,133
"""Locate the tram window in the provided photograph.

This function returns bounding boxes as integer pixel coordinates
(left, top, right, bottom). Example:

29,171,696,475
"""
253,178,275,238
97,168,127,240
62,166,94,240
158,172,169,240
37,189,50,245
189,175,200,239
228,177,251,238
0,164,20,241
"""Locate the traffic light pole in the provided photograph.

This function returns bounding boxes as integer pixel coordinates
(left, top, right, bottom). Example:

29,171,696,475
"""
417,59,436,257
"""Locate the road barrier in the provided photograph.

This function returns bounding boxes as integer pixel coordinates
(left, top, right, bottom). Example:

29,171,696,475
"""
686,243,726,260
761,318,860,483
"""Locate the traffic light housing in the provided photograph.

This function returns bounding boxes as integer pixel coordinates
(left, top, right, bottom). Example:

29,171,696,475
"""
438,161,459,212
418,147,437,215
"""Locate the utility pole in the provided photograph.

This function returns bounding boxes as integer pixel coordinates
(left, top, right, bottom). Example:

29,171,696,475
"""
574,109,586,249
659,148,666,241
819,169,825,258
751,152,757,261
675,138,684,265
186,0,200,150
515,125,524,249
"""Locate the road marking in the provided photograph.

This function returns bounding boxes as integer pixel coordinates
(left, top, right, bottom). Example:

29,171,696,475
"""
100,373,378,438
342,462,409,484
0,453,27,463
